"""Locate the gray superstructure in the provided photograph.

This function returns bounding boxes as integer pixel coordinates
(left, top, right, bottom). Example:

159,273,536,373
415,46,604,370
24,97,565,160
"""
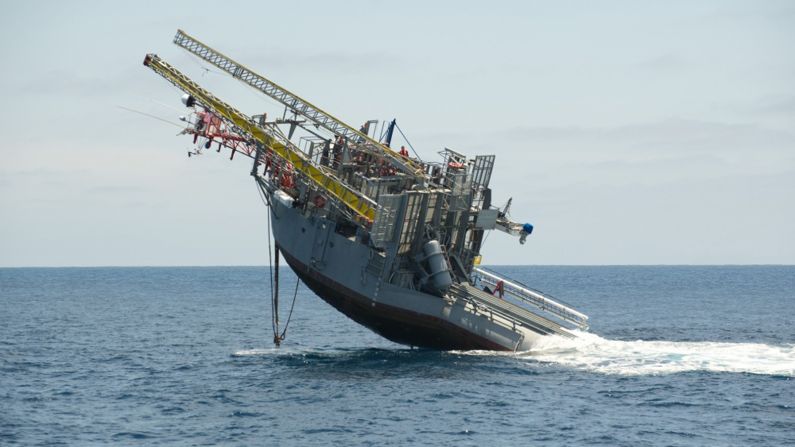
143,30,590,351
269,189,584,351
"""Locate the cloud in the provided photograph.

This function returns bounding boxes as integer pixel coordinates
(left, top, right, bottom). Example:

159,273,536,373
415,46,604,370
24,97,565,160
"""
414,118,795,188
491,118,794,155
426,118,795,200
748,96,795,117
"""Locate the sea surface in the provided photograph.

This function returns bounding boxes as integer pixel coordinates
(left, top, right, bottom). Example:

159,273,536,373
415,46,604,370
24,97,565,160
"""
1,266,793,446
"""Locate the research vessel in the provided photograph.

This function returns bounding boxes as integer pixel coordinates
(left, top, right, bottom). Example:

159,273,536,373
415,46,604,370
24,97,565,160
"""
143,30,589,351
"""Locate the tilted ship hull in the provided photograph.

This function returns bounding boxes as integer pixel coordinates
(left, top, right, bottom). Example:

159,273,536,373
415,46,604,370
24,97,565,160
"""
143,30,590,351
270,192,579,351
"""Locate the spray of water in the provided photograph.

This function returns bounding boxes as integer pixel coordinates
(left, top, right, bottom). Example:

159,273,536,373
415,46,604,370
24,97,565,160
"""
522,331,795,377
233,348,279,356
234,334,795,377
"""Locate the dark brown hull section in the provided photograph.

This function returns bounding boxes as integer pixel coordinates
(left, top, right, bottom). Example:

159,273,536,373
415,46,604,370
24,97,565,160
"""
280,249,509,351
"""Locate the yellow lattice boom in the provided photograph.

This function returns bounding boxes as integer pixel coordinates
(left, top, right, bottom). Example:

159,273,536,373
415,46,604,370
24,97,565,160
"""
143,54,377,221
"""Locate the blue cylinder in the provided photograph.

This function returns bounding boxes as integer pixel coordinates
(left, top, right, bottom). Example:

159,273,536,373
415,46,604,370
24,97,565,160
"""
522,223,534,234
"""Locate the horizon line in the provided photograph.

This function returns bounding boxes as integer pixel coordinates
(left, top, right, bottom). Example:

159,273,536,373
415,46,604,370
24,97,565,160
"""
1,264,793,269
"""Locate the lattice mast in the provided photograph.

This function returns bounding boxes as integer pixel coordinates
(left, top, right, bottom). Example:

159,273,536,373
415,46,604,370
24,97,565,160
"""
172,30,424,180
142,54,378,222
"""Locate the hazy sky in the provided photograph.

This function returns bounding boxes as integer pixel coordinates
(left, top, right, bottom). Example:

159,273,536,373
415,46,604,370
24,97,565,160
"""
1,1,793,266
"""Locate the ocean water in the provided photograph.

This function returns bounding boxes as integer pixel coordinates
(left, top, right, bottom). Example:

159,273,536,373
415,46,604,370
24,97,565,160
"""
1,266,793,446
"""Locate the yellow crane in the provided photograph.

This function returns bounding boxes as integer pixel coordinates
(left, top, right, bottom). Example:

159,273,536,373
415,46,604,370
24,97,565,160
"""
172,29,424,179
143,53,378,221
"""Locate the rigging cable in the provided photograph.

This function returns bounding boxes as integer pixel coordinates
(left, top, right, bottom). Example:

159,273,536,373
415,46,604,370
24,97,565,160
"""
265,199,278,344
273,243,281,345
256,177,299,346
394,122,423,163
278,275,300,342
186,51,224,77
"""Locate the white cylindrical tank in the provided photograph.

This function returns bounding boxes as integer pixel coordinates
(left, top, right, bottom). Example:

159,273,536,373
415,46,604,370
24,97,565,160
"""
423,240,452,293
181,93,195,107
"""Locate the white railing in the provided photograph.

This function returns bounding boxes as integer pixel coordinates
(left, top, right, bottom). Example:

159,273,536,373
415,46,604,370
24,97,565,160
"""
472,267,589,330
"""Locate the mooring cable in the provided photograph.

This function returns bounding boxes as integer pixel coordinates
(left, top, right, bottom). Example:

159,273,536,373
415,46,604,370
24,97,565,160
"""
279,278,300,341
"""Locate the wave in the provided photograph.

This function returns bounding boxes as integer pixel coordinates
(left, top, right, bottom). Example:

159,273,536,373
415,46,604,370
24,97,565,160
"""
233,335,795,377
232,348,293,356
521,331,795,377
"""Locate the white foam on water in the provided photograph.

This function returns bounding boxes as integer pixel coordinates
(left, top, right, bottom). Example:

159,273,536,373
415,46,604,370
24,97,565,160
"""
520,331,795,377
232,348,287,357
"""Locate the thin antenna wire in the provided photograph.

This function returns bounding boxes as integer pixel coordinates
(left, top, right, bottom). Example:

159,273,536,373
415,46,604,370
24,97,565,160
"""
117,105,183,128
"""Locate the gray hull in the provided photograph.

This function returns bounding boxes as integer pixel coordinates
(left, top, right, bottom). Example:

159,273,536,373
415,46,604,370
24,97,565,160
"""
270,196,574,351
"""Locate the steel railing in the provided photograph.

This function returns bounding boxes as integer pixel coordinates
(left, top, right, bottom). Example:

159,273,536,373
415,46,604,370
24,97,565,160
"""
472,267,589,330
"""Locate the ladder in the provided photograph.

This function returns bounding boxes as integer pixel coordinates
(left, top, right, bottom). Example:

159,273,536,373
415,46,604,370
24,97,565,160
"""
143,54,377,222
172,30,423,179
472,267,589,330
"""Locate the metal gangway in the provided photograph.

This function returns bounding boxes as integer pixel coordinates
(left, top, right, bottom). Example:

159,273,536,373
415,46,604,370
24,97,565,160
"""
472,267,589,330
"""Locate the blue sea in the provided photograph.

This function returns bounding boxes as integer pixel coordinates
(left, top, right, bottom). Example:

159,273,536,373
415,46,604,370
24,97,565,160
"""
1,266,793,446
